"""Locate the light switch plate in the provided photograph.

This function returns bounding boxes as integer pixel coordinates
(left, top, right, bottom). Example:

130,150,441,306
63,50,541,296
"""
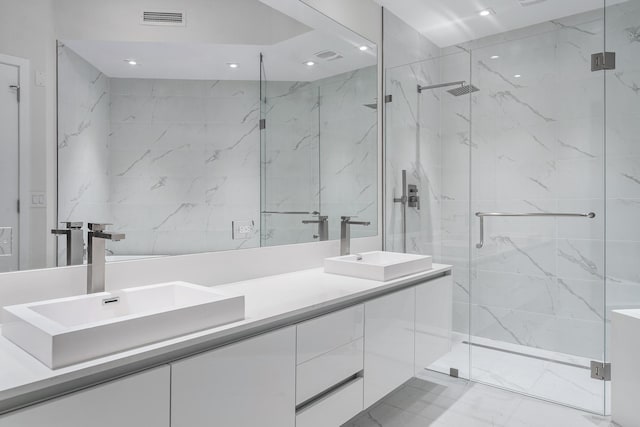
30,192,46,208
232,220,254,240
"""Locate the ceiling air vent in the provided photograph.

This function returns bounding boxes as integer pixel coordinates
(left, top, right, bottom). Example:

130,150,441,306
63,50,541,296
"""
314,50,343,62
518,0,548,6
141,10,186,26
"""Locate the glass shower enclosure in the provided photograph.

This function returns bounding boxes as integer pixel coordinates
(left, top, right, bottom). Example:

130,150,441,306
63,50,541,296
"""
384,0,639,415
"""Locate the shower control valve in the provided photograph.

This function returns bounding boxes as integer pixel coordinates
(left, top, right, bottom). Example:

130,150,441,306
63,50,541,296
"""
408,184,420,210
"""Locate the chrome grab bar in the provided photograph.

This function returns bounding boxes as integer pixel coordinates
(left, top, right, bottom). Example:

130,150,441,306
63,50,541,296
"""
261,211,320,215
475,212,596,249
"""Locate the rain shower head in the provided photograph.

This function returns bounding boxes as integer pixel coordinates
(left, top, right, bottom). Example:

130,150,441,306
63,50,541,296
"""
418,81,479,96
447,84,480,96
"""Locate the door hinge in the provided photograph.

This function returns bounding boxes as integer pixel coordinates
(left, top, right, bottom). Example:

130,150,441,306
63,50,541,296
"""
9,85,20,103
591,52,616,71
16,199,20,214
384,94,393,103
259,119,266,130
590,361,611,381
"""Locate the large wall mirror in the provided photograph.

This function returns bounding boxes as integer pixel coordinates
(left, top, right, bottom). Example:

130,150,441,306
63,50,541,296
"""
0,0,378,272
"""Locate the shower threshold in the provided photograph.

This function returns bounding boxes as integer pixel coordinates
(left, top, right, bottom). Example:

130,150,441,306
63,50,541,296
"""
428,334,610,415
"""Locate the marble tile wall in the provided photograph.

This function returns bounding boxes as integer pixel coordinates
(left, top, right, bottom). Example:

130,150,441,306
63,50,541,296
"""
58,44,261,257
108,78,261,255
261,67,378,246
320,66,378,240
261,81,321,246
59,47,378,256
57,44,111,262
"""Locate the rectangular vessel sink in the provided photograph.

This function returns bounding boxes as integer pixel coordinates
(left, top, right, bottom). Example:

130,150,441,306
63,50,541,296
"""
324,251,433,281
1,281,244,369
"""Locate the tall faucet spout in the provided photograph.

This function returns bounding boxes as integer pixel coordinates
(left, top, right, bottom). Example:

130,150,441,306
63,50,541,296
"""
87,223,125,294
340,216,370,256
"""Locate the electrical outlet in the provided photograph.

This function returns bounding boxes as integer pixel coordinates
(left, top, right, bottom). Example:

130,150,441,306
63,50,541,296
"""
232,220,254,240
35,71,46,87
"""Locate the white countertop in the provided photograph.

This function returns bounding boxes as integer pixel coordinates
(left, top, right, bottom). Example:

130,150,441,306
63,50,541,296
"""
613,309,640,320
0,264,451,412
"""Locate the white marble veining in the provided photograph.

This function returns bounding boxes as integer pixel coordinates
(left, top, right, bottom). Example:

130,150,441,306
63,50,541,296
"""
0,264,451,412
261,67,378,246
344,370,614,427
59,46,378,255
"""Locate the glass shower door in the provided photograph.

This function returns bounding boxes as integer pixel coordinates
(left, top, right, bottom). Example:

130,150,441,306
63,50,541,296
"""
469,7,607,413
604,0,640,416
260,54,321,247
384,49,473,379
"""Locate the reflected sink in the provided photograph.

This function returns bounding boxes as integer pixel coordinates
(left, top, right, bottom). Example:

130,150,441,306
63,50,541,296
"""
324,251,433,281
1,281,244,369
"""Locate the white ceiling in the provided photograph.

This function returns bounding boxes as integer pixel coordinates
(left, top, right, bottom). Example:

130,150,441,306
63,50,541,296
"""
62,0,377,82
373,0,629,47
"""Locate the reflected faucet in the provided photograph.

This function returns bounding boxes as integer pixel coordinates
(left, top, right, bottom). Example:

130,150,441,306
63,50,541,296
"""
340,216,370,256
302,215,329,241
51,222,84,266
87,223,125,294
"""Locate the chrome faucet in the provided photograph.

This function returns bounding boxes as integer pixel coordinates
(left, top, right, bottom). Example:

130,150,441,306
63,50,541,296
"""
302,215,329,241
51,222,84,266
340,216,371,256
87,223,125,294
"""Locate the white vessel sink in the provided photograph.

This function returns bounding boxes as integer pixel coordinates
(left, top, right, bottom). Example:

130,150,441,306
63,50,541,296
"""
1,281,244,369
324,251,433,281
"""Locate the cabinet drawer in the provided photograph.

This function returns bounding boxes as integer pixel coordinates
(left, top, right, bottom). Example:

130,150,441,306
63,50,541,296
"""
297,305,364,364
296,338,363,404
296,377,363,427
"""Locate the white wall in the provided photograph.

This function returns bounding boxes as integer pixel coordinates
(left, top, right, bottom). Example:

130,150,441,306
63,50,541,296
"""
0,0,57,269
54,0,311,45
301,0,381,44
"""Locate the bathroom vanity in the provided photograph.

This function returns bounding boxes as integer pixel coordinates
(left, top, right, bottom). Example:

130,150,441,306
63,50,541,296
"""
0,264,452,426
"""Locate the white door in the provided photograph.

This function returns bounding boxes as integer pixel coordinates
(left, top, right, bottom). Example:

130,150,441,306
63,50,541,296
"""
0,61,20,272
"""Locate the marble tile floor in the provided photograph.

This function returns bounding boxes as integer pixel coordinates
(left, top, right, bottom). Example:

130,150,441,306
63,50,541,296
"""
429,337,610,414
343,370,616,427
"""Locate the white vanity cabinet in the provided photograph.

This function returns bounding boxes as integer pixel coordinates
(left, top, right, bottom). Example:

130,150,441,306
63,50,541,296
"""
0,366,170,427
415,275,453,373
170,326,296,427
363,286,416,408
295,305,365,427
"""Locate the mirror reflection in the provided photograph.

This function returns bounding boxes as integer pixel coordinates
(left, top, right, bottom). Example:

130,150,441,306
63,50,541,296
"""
0,0,378,272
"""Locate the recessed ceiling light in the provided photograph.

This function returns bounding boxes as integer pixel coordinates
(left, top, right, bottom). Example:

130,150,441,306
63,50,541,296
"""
479,9,494,16
305,61,316,67
359,46,369,51
490,55,500,59
227,63,239,69
125,59,137,66
514,74,522,78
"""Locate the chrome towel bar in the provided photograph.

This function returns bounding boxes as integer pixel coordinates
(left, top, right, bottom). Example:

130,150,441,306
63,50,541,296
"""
261,211,320,215
475,212,596,249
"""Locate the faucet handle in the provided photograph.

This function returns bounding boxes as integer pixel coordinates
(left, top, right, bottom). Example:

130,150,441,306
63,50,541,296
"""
52,221,83,235
61,221,83,229
88,223,112,232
